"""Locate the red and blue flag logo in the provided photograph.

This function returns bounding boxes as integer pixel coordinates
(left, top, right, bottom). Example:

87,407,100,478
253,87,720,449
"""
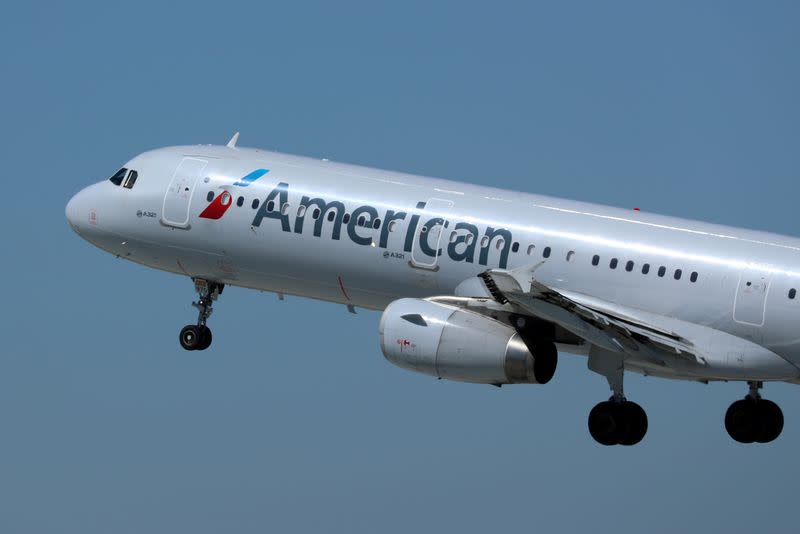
199,169,269,220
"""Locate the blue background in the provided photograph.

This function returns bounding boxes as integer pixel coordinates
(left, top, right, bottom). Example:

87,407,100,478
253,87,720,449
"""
2,1,799,532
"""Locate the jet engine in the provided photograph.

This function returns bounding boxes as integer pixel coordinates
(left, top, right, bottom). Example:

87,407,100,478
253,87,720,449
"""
379,298,557,384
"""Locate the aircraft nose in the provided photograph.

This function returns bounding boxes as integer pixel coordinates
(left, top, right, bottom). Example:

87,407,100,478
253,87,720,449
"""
66,186,95,234
65,190,83,232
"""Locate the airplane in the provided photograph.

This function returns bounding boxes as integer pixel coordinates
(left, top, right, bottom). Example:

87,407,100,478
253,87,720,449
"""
66,133,800,446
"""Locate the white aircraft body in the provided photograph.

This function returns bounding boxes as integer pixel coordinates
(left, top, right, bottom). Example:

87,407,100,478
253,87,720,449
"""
66,135,800,446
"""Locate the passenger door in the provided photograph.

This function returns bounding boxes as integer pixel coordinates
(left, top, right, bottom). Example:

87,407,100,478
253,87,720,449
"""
733,269,771,326
410,198,454,269
162,157,207,228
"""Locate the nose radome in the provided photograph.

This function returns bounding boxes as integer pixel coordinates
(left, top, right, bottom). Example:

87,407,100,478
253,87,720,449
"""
66,191,82,231
66,187,92,233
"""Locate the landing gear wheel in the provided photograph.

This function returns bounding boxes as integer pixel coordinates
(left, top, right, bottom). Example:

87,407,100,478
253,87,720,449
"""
755,399,783,443
588,400,648,446
588,401,621,446
618,401,648,446
178,279,223,352
725,396,784,444
197,325,213,351
725,399,759,443
179,325,203,351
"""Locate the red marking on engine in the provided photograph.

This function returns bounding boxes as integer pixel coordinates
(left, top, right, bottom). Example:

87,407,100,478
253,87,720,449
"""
633,207,641,212
396,339,412,352
337,276,351,301
199,191,233,220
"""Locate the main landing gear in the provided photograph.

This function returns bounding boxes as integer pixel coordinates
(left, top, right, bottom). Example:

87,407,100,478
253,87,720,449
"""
179,279,224,351
588,397,648,446
724,381,784,444
586,347,648,446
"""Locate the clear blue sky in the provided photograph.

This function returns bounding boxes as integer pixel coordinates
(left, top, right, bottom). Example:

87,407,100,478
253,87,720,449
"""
2,1,799,532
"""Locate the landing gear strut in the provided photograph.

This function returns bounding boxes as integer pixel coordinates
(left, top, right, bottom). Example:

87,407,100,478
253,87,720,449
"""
586,347,648,446
725,381,784,444
179,279,223,351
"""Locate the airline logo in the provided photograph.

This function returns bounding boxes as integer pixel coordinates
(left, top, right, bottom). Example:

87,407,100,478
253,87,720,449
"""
233,169,269,187
199,169,269,220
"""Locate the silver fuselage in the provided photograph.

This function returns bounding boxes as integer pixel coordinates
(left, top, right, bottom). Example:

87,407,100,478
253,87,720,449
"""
65,145,800,381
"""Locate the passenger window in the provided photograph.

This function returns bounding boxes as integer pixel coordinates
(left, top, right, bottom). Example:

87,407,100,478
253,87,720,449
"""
328,211,336,222
789,288,796,300
465,234,474,245
592,255,600,266
312,208,321,219
658,266,666,277
357,215,366,226
495,239,505,250
237,196,244,207
543,247,551,258
610,258,618,269
625,260,634,272
343,213,351,224
674,269,682,280
252,199,260,209
206,191,215,202
297,205,307,217
123,170,138,189
109,168,127,186
642,263,650,275
373,218,381,229
266,200,275,212
512,242,520,253
690,272,698,283
480,236,489,247
527,244,535,255
281,203,290,215
388,220,398,232
566,251,575,261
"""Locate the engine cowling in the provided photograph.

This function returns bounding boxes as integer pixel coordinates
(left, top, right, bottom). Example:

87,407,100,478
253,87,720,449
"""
379,298,557,384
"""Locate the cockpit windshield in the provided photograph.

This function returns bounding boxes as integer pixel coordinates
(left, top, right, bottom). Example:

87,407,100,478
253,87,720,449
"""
109,168,127,185
109,168,139,189
123,170,138,189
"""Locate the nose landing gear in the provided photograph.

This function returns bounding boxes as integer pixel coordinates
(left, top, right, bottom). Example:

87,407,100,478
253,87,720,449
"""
725,381,784,444
179,279,223,351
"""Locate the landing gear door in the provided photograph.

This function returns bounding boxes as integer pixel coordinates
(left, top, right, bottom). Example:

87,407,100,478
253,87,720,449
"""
410,198,454,270
733,269,771,326
162,157,208,228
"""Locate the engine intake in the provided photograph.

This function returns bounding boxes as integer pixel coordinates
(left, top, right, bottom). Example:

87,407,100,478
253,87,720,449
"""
379,298,557,384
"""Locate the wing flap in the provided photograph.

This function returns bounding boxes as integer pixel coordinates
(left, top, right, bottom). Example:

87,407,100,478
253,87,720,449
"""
479,270,700,365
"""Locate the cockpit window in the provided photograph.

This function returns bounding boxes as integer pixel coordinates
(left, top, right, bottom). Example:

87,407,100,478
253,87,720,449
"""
109,168,127,186
123,170,138,189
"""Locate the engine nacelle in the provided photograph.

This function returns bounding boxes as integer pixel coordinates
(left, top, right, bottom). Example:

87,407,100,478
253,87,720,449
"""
379,298,557,384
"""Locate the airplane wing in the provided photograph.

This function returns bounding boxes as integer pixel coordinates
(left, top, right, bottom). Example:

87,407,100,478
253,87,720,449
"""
464,269,704,367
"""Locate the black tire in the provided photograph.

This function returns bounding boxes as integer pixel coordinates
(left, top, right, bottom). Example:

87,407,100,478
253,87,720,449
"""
179,325,202,351
755,399,784,443
618,402,648,446
197,326,213,351
588,401,620,446
725,399,759,444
